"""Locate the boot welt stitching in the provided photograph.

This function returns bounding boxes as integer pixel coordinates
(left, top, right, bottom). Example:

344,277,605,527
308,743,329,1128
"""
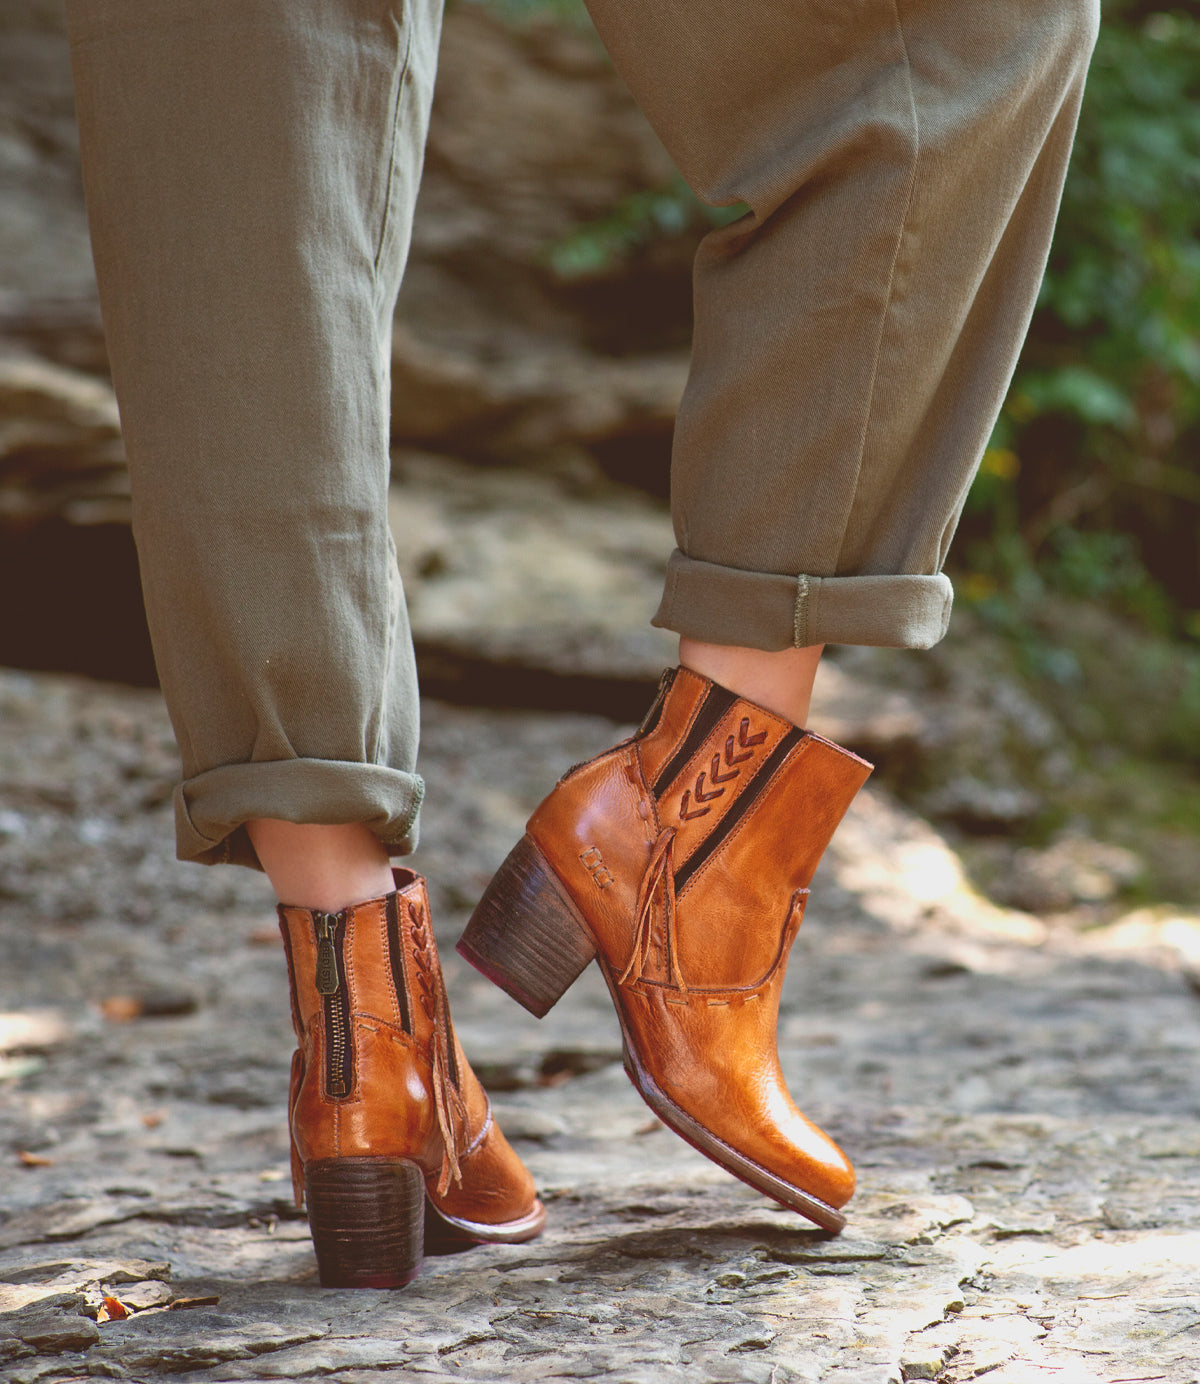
618,1013,846,1222
459,1098,493,1160
632,1063,844,1223
623,950,788,995
600,959,846,1225
356,1012,415,1039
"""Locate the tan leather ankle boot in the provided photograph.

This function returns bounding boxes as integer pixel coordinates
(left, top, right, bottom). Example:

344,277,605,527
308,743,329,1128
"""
459,667,872,1232
279,868,545,1288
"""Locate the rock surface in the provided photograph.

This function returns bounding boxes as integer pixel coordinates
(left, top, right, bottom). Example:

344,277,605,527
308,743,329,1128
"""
2,665,1199,1383
0,0,689,517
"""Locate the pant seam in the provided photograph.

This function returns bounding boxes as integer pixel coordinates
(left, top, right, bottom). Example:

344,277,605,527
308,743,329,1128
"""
830,0,922,574
392,776,425,852
793,574,809,649
373,15,416,280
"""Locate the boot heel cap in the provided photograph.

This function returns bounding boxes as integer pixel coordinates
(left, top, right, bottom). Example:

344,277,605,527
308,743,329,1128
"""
459,835,596,1018
305,1157,424,1289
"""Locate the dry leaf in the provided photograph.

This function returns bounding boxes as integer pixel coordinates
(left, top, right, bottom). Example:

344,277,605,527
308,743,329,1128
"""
97,1295,128,1323
141,1110,165,1128
169,1295,220,1310
100,995,142,1023
536,1070,573,1088
17,1150,53,1167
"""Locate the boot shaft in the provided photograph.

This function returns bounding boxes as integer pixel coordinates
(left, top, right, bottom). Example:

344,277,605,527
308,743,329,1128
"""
636,667,872,888
529,667,872,990
278,870,467,1171
279,869,454,1074
276,872,546,1281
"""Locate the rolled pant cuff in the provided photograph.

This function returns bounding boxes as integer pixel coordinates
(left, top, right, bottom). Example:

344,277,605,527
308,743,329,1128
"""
174,759,425,869
652,550,954,651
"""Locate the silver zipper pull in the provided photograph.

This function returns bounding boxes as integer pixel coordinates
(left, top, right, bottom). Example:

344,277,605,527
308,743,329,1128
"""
314,913,340,995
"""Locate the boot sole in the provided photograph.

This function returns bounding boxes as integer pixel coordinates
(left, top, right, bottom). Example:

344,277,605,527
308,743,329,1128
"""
424,1196,547,1251
617,1031,846,1234
460,834,848,1234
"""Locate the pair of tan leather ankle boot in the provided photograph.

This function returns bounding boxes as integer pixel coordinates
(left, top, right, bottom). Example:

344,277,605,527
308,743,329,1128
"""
281,667,871,1286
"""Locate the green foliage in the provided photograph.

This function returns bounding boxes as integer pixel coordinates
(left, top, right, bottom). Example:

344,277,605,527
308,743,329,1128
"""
466,0,592,27
545,175,745,282
1037,11,1200,405
510,0,1200,640
961,564,1200,765
964,8,1200,631
1044,11,1200,383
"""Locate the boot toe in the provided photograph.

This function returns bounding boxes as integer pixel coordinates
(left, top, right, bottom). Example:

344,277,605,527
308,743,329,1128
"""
426,1117,545,1242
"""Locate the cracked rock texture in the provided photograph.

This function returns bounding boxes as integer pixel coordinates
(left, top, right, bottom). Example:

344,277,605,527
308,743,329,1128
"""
2,666,1199,1383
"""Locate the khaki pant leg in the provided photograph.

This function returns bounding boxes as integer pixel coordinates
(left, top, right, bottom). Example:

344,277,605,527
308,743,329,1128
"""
584,0,1099,649
67,0,443,866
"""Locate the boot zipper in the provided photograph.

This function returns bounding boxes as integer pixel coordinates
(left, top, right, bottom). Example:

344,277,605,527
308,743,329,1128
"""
313,911,351,1098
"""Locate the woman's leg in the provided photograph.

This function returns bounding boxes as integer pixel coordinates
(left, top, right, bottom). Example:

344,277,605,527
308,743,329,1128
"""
586,0,1100,656
67,0,437,871
462,0,1101,1230
66,0,544,1286
679,640,825,727
245,821,395,913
